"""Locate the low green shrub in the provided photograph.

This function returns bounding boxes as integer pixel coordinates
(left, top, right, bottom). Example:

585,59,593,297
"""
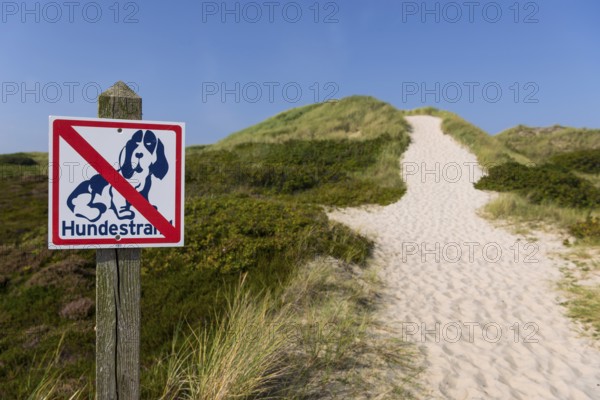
550,149,600,174
475,162,600,208
146,195,370,275
569,216,600,239
0,153,38,165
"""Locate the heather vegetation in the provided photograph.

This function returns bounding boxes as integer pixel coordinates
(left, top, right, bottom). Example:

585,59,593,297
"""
549,149,600,174
475,162,600,209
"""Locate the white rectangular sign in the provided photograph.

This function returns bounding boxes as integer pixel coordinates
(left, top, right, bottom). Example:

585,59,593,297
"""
49,116,185,249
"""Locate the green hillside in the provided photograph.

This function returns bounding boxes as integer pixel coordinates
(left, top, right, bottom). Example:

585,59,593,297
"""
189,96,411,207
497,125,600,163
0,96,416,399
215,95,410,147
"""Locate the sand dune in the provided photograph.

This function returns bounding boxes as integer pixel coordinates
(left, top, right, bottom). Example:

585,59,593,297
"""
328,116,600,399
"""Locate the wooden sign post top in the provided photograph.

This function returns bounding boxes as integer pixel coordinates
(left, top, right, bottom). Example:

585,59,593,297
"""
98,81,142,120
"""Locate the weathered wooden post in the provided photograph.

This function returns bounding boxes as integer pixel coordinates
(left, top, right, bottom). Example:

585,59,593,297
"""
96,81,141,399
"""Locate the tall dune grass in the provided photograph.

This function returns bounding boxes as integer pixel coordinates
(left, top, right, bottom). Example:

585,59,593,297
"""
482,193,599,232
150,280,294,400
144,259,422,399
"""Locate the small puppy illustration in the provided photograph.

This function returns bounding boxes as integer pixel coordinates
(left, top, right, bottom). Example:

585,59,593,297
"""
67,130,168,222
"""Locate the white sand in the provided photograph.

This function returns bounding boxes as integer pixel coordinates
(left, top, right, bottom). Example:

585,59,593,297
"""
328,116,600,399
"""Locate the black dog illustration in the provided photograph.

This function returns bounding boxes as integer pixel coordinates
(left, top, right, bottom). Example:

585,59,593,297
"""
67,130,168,222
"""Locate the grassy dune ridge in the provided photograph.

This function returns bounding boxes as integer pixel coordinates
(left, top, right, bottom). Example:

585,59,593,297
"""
497,124,600,163
215,95,410,147
0,96,420,399
404,107,531,167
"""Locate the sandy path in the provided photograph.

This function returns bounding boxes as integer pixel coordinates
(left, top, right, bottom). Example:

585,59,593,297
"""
328,116,600,399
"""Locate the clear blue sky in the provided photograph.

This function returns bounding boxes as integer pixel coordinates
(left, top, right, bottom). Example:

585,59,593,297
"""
1,0,599,153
